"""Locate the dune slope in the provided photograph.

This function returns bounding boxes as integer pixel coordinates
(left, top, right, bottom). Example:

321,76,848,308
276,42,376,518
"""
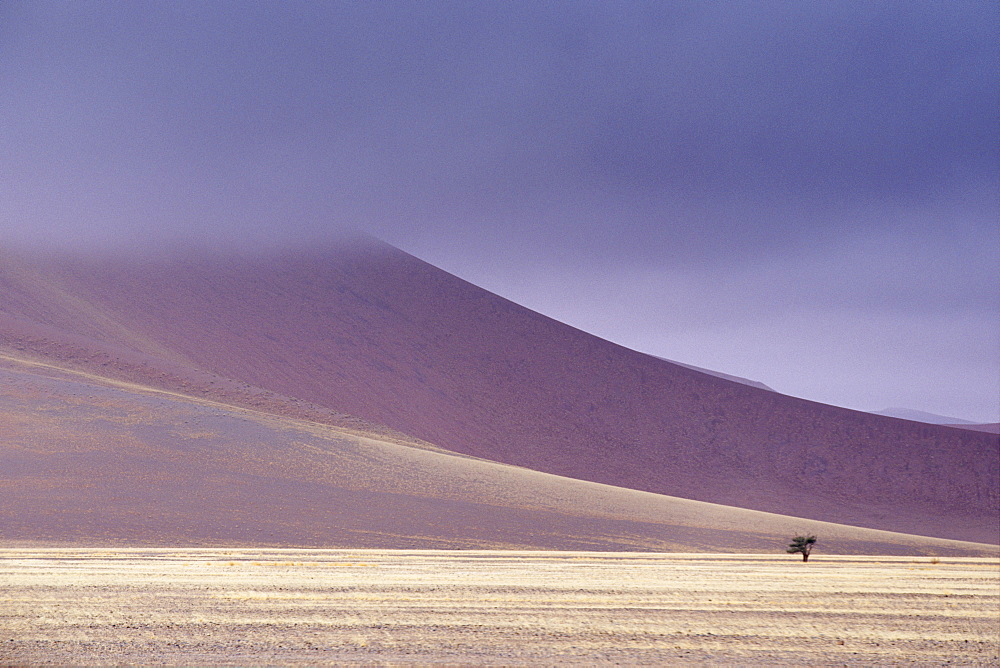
0,355,992,555
0,242,996,545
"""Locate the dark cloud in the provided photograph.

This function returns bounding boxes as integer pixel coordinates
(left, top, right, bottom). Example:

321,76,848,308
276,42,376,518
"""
4,1,995,247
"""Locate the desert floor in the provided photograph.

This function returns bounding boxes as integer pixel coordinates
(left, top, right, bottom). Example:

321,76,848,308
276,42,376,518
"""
1,549,997,666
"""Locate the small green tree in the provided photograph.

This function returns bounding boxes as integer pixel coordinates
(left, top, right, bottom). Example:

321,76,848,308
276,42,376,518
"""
787,534,817,562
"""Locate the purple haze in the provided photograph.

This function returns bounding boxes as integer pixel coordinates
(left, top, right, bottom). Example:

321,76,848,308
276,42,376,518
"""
1,1,997,422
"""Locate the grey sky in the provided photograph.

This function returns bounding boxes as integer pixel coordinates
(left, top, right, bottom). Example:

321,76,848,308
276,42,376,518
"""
2,1,997,421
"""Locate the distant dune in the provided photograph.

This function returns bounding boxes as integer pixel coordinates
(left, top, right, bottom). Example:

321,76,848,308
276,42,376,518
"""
0,241,997,548
871,407,975,424
653,356,775,391
946,423,1000,435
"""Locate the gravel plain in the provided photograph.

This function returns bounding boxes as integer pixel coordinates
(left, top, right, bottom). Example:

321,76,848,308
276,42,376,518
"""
1,549,998,666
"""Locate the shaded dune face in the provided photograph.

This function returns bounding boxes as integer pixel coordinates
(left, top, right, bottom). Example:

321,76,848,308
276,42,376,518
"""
1,242,997,544
0,359,993,555
948,423,1000,434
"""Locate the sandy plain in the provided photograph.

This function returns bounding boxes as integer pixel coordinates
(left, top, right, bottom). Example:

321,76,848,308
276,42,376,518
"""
1,549,997,666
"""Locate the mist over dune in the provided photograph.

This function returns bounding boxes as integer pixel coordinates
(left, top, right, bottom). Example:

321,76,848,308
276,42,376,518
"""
0,240,996,548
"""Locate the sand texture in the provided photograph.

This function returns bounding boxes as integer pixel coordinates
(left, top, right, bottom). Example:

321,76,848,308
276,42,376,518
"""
1,549,997,666
1,354,994,555
0,243,996,547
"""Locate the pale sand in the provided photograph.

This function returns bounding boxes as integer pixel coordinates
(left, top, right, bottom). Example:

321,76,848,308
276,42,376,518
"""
1,549,997,666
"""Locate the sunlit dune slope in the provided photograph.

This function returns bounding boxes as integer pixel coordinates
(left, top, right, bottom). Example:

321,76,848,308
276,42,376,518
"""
0,242,996,544
0,356,992,555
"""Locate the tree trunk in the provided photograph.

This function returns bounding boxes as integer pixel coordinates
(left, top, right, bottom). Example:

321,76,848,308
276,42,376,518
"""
802,553,809,562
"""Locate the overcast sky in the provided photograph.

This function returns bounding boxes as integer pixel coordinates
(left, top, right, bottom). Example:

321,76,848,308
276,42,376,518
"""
2,1,997,422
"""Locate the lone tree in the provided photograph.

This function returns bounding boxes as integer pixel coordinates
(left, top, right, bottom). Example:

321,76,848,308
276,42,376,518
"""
787,535,817,562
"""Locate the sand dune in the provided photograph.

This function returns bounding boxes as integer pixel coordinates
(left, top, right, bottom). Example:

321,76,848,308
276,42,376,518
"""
871,407,974,424
946,422,1000,434
0,241,996,546
0,354,992,555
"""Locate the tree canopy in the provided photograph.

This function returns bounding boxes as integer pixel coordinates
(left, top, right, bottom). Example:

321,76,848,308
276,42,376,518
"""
787,535,817,562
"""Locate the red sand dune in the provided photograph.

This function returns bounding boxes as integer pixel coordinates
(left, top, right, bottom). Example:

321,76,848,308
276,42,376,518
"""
0,241,996,546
